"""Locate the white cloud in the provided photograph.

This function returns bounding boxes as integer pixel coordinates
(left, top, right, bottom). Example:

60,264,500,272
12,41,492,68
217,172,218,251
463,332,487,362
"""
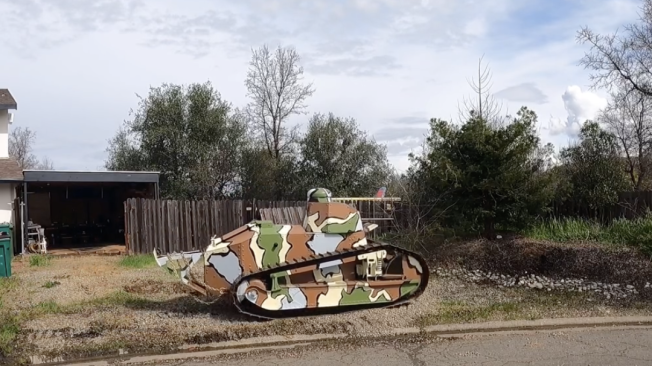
0,0,643,175
547,85,608,137
464,17,487,37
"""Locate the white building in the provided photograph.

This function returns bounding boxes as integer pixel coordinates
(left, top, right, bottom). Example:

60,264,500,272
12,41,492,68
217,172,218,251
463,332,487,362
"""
0,89,22,225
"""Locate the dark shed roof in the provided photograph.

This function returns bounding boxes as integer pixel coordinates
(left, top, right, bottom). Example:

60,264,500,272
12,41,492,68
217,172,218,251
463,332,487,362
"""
0,158,23,181
23,170,159,183
0,89,17,110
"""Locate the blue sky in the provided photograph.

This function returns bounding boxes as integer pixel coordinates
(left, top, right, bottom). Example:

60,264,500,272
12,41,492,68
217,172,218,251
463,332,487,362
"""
0,0,642,172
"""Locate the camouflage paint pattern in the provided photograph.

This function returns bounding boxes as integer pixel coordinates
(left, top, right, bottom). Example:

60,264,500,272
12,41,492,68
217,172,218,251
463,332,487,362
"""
154,188,428,314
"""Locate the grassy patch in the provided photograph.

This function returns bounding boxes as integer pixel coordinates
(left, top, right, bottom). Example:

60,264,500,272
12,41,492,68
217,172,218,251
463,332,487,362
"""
0,278,18,309
30,301,62,316
50,290,150,315
0,311,20,358
118,254,156,269
5,291,150,322
0,278,20,357
42,280,60,289
37,339,131,362
89,290,150,307
0,277,18,295
0,290,151,358
415,300,522,326
29,254,52,267
526,216,652,254
415,290,592,327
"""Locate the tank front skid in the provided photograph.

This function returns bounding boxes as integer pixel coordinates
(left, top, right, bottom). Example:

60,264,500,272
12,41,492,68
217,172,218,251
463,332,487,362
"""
153,248,204,286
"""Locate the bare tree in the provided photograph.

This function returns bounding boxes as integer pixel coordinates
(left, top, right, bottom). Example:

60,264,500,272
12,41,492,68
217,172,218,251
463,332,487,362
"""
244,44,315,160
457,55,504,125
8,126,54,170
9,126,38,169
577,0,652,97
384,167,455,255
35,156,54,170
598,80,652,190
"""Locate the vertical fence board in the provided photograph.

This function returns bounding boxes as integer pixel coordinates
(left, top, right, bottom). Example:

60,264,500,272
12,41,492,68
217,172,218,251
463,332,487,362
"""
175,200,181,252
184,200,191,250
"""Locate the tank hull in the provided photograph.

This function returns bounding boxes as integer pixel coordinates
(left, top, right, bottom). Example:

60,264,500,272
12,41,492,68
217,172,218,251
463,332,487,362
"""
153,193,430,320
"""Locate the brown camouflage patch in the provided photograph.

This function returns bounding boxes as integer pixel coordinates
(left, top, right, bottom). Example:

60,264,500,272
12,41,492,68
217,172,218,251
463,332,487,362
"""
204,266,232,294
287,225,315,260
336,231,367,251
229,229,258,274
382,283,401,301
290,270,315,284
344,280,357,294
307,202,357,227
302,283,329,308
248,279,268,307
339,260,357,278
289,263,318,275
220,224,251,241
368,279,406,300
402,255,421,281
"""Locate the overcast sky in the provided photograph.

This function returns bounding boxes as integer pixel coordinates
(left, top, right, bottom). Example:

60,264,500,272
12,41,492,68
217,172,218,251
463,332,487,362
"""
0,0,641,172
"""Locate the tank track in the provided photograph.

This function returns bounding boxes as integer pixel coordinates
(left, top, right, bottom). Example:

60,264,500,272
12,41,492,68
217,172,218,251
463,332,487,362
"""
229,240,430,320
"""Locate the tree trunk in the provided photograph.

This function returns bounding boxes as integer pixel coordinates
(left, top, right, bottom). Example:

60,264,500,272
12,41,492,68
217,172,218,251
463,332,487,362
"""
483,216,496,240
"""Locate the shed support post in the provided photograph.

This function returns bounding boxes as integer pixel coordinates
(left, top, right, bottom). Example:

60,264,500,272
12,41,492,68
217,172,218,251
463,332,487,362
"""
22,181,27,256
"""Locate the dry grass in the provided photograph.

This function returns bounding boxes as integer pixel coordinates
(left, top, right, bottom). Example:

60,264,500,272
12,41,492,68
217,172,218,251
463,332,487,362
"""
413,288,608,327
2,252,652,363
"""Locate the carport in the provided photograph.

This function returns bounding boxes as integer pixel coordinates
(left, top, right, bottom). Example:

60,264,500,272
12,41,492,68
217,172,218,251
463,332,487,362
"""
15,170,160,255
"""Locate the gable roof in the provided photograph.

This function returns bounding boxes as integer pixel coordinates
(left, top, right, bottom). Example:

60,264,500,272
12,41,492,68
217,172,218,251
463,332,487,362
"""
0,158,23,181
0,89,17,110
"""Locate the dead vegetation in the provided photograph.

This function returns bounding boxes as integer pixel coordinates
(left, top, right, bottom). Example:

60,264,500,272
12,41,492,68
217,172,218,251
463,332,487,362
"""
407,234,652,288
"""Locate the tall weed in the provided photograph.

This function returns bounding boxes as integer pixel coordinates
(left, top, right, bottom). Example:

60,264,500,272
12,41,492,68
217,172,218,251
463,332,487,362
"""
527,215,652,255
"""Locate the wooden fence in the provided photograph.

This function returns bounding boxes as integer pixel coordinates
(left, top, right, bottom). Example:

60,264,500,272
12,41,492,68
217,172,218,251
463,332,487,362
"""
124,197,400,254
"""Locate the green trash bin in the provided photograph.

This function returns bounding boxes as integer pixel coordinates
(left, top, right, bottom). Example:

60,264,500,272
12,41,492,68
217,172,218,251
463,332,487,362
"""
0,223,12,278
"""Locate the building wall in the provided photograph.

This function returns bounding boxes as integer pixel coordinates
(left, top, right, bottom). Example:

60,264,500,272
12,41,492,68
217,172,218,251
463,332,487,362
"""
0,183,15,224
0,109,8,158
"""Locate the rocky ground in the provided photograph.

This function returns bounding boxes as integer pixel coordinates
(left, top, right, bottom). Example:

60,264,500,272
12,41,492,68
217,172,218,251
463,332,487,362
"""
2,238,652,364
436,267,645,300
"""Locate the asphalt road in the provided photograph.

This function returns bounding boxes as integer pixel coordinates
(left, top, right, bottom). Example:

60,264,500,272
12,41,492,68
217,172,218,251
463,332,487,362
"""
169,326,652,366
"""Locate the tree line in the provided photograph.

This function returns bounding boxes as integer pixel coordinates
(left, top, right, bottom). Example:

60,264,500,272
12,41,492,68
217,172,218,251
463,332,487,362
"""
104,45,390,200
104,0,652,239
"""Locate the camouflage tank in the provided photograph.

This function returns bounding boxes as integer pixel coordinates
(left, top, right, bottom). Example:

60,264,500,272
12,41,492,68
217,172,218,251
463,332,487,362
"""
153,188,429,319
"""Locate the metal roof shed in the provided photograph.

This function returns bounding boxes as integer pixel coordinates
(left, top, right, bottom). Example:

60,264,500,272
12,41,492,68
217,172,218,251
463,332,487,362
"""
17,170,160,255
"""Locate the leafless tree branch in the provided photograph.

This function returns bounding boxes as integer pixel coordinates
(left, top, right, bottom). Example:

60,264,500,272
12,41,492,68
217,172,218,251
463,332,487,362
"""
244,44,316,161
598,80,652,190
577,0,652,96
457,55,505,126
8,126,54,170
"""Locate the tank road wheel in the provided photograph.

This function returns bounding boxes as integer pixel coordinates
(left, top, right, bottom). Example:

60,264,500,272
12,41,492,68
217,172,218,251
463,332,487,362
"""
236,279,267,307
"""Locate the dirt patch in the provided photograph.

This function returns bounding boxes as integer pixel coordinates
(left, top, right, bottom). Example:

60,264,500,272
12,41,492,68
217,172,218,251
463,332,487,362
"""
123,279,189,296
3,255,179,311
